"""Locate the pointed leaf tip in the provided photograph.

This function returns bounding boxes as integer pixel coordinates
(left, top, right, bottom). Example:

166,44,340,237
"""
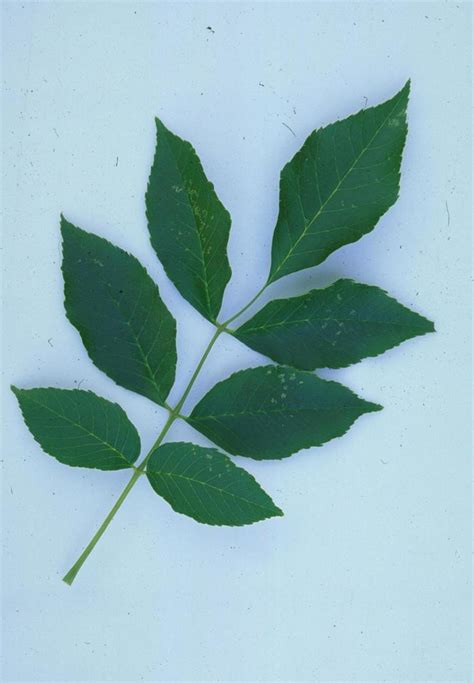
60,215,82,242
59,213,68,233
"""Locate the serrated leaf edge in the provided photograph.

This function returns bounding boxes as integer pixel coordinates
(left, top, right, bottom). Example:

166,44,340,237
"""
146,441,284,527
11,385,140,470
146,118,232,322
60,216,177,406
268,80,410,283
232,277,435,370
186,365,383,460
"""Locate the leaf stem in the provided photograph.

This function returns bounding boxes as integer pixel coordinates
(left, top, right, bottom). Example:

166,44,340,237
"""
63,287,268,585
174,326,223,414
62,326,224,585
62,467,143,586
221,283,268,327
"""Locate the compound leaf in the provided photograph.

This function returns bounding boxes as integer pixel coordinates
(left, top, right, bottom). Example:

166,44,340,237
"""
146,442,283,526
146,118,232,322
12,387,140,470
234,279,434,370
268,81,409,284
187,365,381,460
61,217,177,406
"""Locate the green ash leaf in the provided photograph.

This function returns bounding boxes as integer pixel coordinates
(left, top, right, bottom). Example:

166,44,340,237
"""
12,387,140,470
268,81,410,284
61,217,177,406
187,365,381,460
146,442,283,526
146,118,232,322
234,279,434,370
11,83,438,586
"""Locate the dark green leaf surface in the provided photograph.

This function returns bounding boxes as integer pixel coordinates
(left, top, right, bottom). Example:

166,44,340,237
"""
61,218,176,406
145,118,232,322
188,366,381,460
268,82,409,284
234,279,434,370
12,387,140,470
146,442,283,526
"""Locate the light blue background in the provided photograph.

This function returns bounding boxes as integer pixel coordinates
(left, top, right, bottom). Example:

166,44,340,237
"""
1,1,472,681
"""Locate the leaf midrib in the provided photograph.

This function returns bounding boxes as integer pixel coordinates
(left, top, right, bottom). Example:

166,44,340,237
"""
95,272,170,404
161,131,214,320
148,469,277,514
22,394,132,465
238,316,427,334
191,403,368,420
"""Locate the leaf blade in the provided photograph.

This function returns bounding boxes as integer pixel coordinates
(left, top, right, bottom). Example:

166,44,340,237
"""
146,442,283,526
12,387,141,470
269,81,410,283
187,366,381,460
234,279,434,370
61,217,177,406
145,118,232,321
